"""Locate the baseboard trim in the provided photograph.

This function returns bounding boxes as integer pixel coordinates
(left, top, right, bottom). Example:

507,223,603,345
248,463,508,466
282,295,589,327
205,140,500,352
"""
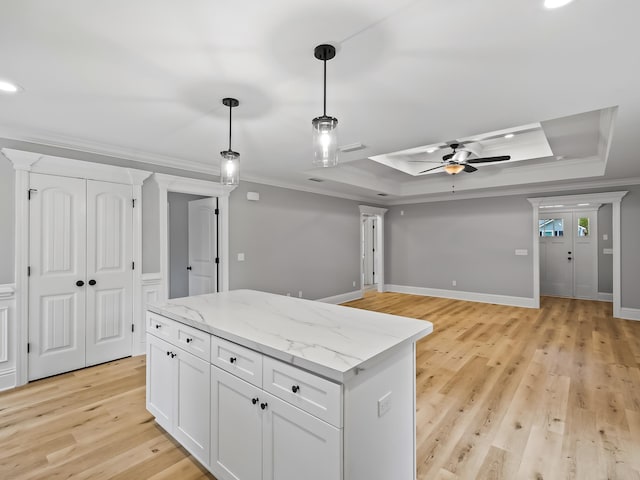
597,292,613,302
385,284,537,308
0,369,16,391
317,290,363,305
617,307,640,321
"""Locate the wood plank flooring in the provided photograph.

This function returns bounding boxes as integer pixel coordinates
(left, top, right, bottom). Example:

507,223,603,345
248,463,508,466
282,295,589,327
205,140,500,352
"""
1,294,639,479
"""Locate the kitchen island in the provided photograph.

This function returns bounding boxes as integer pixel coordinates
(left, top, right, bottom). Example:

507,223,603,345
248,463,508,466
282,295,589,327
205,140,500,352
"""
146,289,432,480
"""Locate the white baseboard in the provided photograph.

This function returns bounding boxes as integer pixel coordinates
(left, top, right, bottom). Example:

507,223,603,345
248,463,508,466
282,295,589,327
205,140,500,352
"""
385,284,537,309
0,369,16,391
617,307,640,321
597,292,613,302
317,290,363,305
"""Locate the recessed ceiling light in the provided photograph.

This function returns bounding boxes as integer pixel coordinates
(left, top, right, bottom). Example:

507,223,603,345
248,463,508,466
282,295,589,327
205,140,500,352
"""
577,203,590,206
556,155,565,160
0,79,21,93
504,133,515,139
544,0,574,9
427,148,438,154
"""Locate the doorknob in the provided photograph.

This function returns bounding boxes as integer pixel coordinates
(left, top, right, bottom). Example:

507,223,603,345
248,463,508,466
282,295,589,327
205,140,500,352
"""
186,266,192,271
88,279,96,286
76,280,85,287
568,257,572,261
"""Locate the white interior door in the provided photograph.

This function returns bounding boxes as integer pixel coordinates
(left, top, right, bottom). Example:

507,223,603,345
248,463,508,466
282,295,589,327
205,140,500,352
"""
85,180,133,366
188,198,217,296
28,173,87,380
362,216,375,286
573,210,598,300
540,212,573,297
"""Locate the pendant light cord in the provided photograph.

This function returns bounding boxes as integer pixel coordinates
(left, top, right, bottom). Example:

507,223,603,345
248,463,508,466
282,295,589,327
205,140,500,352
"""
228,104,232,151
323,58,327,117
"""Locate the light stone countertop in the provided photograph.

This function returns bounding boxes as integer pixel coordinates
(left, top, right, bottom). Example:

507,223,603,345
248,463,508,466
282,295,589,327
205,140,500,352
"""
147,289,433,383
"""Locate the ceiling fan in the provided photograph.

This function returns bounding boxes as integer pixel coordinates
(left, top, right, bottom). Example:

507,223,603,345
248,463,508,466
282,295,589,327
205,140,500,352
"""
419,143,511,175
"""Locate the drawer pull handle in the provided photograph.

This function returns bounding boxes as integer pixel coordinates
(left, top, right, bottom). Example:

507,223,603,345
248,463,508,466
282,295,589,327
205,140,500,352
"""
292,385,300,393
260,402,268,410
186,338,193,343
251,397,259,405
229,357,237,364
155,324,161,329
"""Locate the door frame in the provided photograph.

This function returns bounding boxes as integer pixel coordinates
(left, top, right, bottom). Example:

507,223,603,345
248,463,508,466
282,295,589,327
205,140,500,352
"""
154,174,237,302
528,191,627,316
2,148,151,387
359,205,387,293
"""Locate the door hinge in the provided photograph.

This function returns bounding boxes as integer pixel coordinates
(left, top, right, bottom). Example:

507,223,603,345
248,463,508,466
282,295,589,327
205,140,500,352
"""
215,257,220,264
27,266,31,276
28,188,37,200
132,261,135,270
131,324,135,333
214,208,220,215
132,198,136,208
27,343,30,353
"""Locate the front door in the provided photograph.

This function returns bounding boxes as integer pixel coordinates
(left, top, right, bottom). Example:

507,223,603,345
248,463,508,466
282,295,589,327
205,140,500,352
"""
188,198,217,296
540,212,573,297
28,173,87,380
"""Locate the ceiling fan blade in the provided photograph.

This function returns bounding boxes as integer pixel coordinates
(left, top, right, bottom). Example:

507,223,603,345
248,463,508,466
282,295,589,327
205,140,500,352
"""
463,164,477,173
442,153,454,161
406,160,443,163
466,155,511,164
419,165,445,174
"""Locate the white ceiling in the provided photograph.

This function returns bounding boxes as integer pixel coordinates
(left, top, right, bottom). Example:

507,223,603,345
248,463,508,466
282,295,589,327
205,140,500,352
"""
1,0,639,204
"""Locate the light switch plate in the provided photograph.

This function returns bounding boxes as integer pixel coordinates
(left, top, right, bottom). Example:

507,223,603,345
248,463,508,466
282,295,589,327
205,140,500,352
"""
515,249,528,256
237,253,245,261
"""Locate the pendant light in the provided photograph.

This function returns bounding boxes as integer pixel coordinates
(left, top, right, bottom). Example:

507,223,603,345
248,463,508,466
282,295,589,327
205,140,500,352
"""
220,97,240,185
312,44,339,167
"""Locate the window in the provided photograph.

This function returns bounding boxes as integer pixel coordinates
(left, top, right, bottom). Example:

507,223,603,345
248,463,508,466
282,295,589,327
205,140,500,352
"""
539,218,564,237
577,217,589,237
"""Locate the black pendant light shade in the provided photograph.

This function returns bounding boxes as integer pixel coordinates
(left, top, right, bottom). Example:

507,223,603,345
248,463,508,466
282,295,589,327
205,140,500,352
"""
220,97,240,185
312,44,339,167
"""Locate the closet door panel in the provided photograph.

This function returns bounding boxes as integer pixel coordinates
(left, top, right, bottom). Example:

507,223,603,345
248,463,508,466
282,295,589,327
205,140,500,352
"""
85,180,134,366
28,173,87,380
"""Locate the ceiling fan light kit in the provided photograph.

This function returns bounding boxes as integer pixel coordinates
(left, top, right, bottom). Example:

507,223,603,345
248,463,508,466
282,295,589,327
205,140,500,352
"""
312,44,339,168
419,142,511,175
220,97,240,185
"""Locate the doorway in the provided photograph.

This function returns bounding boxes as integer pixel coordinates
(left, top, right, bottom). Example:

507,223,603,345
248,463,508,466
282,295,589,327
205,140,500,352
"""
539,208,597,299
168,193,218,299
359,205,388,293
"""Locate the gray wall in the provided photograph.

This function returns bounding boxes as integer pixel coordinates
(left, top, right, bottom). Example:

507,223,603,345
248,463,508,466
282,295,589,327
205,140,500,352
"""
0,158,14,284
229,181,360,300
598,203,613,294
385,196,534,298
620,185,640,309
142,178,161,273
168,192,208,299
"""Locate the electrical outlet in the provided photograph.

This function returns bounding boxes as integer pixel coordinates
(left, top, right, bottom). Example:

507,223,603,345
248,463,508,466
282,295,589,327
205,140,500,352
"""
400,210,404,216
237,253,245,261
452,280,457,287
378,392,392,417
298,291,303,298
353,281,356,287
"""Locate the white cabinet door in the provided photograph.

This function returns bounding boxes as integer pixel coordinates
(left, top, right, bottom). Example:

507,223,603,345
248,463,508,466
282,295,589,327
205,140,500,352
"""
211,366,262,480
85,180,133,366
174,348,211,467
28,173,87,381
146,334,174,432
263,391,342,480
188,198,217,296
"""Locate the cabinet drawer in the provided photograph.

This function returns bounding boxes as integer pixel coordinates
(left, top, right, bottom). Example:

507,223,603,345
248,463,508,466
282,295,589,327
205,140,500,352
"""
211,336,263,388
147,312,175,341
263,357,342,428
175,321,211,362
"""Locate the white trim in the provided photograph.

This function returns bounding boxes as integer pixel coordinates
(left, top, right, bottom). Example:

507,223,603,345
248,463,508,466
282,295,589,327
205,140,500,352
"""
529,191,627,319
359,205,388,294
0,370,16,392
0,285,15,299
385,284,537,308
597,292,613,302
142,272,163,285
0,306,8,363
0,283,15,391
154,173,236,302
316,290,363,305
617,308,640,321
1,148,151,386
136,273,163,356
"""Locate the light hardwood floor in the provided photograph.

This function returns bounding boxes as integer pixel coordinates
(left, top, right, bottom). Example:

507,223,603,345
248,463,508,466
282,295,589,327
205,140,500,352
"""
1,294,639,479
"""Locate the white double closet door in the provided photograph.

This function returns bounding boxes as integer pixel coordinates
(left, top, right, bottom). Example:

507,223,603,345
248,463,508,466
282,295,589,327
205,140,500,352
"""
28,173,134,380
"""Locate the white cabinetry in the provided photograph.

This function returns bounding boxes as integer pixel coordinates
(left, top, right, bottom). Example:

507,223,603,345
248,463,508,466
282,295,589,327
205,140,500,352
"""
146,324,210,466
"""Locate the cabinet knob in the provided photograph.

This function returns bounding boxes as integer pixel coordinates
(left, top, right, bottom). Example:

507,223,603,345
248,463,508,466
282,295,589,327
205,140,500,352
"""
251,397,259,405
88,279,97,286
76,280,85,287
186,338,193,343
229,357,237,364
260,402,268,410
166,351,171,356
291,385,300,393
170,352,177,358
155,324,161,329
